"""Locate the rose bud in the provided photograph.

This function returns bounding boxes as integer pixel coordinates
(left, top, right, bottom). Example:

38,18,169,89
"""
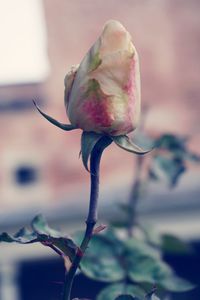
66,20,141,136
33,20,149,171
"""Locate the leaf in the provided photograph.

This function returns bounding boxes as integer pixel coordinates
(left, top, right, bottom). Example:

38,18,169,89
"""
186,152,200,162
126,237,194,292
112,135,151,155
0,215,78,261
97,283,145,300
32,214,77,260
154,134,200,164
149,155,186,187
126,238,171,281
81,131,103,171
161,234,192,254
80,234,125,282
115,295,135,300
33,100,76,131
32,214,61,237
139,224,162,248
145,293,160,300
160,276,195,292
128,256,172,284
125,237,161,260
110,220,130,228
0,228,37,244
154,134,186,153
72,298,91,300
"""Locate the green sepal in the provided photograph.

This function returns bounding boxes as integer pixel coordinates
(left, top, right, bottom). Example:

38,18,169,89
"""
81,131,111,171
112,135,151,155
33,100,76,131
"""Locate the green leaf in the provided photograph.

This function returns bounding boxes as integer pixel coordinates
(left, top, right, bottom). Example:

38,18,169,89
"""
125,238,172,283
145,293,160,300
33,100,76,131
72,298,91,300
149,155,186,187
126,237,194,292
81,131,103,171
110,220,130,228
154,134,186,153
125,238,161,260
128,256,172,284
112,135,151,155
186,152,200,162
139,224,162,248
154,133,200,163
97,283,145,300
32,214,77,260
0,215,78,261
32,214,61,237
160,275,195,292
80,235,125,282
115,296,135,300
161,234,192,254
0,228,37,244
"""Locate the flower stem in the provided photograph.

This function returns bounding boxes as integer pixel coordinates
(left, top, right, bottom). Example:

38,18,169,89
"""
62,136,111,300
127,155,144,237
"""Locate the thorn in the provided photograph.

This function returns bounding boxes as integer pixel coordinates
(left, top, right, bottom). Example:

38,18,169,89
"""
92,224,107,235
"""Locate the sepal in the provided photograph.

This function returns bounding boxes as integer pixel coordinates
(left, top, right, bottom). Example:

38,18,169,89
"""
112,135,151,154
33,100,77,131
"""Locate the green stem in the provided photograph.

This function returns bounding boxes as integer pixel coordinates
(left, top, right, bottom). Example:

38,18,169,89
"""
62,136,111,300
127,155,144,237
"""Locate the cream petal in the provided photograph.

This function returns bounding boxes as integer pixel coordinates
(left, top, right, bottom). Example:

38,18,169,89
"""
64,64,79,109
90,50,135,96
67,38,102,123
100,20,133,55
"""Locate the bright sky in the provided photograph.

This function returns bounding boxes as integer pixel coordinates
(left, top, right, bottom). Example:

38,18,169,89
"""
0,0,49,85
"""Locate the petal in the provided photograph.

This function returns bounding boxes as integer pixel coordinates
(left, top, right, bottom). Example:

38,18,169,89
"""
64,64,79,109
100,20,134,55
90,50,135,96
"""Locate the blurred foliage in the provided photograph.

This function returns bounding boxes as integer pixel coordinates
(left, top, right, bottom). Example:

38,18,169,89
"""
149,134,200,187
0,133,199,300
92,133,198,299
73,228,194,300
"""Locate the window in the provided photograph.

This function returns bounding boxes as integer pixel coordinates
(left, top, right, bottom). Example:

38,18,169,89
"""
15,165,38,185
0,0,49,85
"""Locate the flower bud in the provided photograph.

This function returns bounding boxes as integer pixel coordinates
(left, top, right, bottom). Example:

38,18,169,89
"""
65,20,141,136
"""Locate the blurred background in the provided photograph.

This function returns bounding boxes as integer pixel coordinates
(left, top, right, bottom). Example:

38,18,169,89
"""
0,0,200,299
